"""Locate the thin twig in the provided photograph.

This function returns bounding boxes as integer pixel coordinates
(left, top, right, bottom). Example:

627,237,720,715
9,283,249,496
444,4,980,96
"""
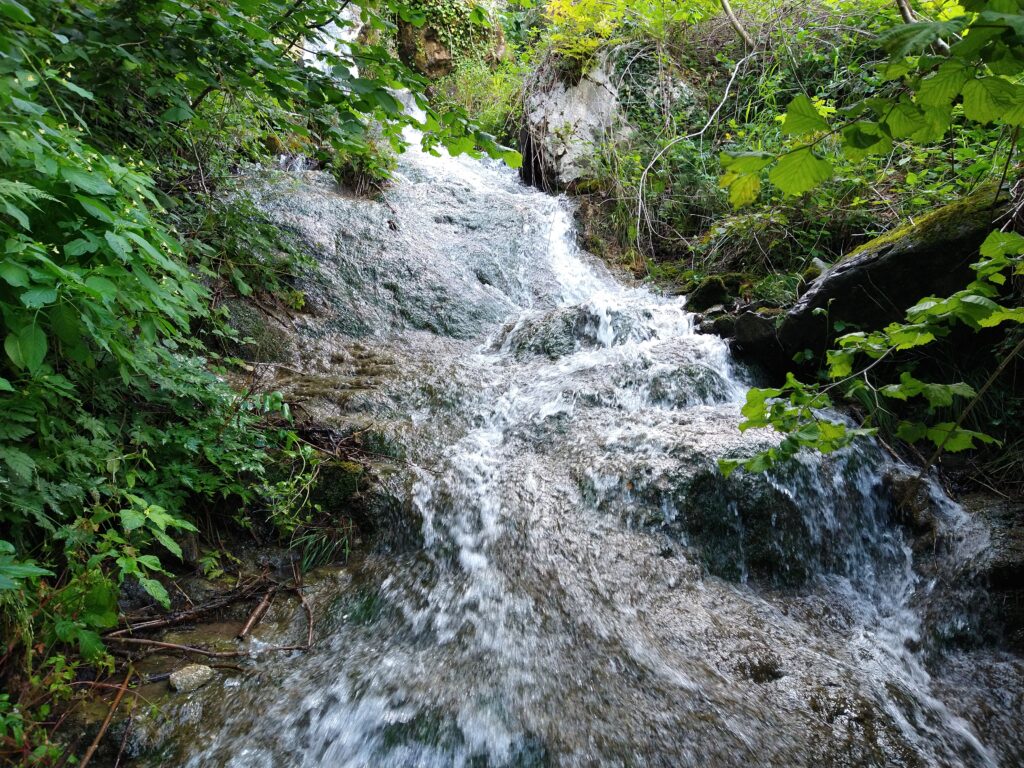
79,669,132,768
238,588,277,639
103,637,246,658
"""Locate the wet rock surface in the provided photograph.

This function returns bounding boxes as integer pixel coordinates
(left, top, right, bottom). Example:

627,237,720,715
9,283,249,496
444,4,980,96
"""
169,664,215,693
137,135,1024,767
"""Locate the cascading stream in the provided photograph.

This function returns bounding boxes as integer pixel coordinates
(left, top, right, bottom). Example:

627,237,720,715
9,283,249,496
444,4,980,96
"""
156,134,1024,768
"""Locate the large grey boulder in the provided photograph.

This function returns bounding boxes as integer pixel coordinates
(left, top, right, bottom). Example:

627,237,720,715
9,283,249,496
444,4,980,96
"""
521,55,627,190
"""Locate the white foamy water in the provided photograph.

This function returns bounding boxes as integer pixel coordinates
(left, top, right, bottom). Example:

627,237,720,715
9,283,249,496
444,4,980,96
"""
154,120,1023,768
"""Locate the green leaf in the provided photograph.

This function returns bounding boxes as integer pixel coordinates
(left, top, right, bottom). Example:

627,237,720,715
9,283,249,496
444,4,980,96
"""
916,60,970,108
0,263,31,287
160,105,195,122
151,528,183,559
728,173,761,208
781,95,829,136
0,377,14,392
82,583,119,628
0,447,36,482
0,0,35,22
881,19,968,56
884,102,924,138
961,77,1020,123
76,629,105,660
5,325,47,374
104,231,132,260
20,286,57,308
62,169,117,196
139,577,170,608
120,508,146,532
769,148,833,197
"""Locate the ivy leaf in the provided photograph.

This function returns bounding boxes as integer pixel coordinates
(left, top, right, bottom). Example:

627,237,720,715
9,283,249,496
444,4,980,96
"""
769,148,833,197
781,95,829,136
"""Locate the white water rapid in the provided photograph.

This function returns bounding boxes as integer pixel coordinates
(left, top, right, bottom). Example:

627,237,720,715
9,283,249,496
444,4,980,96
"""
146,130,1024,768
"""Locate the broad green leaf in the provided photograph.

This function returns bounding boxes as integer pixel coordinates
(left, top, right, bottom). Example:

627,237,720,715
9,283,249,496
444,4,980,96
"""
0,0,34,22
152,528,183,559
4,325,47,374
781,95,829,136
62,168,117,196
916,60,970,107
139,577,170,608
120,508,146,531
961,76,1020,123
727,173,761,208
20,286,57,308
769,148,833,197
0,262,31,287
104,231,132,260
160,105,195,122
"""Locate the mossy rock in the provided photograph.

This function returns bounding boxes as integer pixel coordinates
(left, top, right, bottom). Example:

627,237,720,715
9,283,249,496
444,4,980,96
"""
310,459,365,514
221,298,294,363
678,272,755,311
779,185,1009,360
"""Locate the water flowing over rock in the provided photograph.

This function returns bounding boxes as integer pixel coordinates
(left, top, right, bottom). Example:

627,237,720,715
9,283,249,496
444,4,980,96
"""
148,124,1024,768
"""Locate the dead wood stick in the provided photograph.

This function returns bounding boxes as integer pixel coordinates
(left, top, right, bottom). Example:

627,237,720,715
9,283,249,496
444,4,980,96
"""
106,580,265,637
79,669,132,768
103,637,246,658
238,587,277,639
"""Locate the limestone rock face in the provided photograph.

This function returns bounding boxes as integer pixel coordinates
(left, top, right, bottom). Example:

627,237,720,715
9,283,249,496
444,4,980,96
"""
521,56,626,190
169,664,215,693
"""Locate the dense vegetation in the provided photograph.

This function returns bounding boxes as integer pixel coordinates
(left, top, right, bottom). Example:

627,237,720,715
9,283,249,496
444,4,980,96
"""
0,0,515,760
2,0,1023,761
426,0,1023,490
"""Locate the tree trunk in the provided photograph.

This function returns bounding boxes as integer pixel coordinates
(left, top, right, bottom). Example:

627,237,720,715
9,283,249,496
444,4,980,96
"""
720,0,755,49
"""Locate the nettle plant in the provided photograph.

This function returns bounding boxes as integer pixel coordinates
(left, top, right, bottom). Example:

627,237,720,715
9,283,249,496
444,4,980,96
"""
718,0,1024,476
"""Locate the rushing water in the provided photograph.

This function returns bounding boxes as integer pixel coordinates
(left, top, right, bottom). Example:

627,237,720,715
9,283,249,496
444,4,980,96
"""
151,136,1024,767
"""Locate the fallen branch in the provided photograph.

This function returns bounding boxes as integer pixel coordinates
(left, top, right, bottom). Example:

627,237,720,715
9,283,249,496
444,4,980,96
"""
79,669,132,768
238,587,277,639
106,579,266,637
103,637,246,658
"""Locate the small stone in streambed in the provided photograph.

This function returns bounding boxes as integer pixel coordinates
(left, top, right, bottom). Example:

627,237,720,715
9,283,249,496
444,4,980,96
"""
169,664,214,693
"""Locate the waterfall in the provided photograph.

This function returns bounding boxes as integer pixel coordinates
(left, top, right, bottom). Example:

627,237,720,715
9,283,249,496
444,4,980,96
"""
151,127,1023,768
